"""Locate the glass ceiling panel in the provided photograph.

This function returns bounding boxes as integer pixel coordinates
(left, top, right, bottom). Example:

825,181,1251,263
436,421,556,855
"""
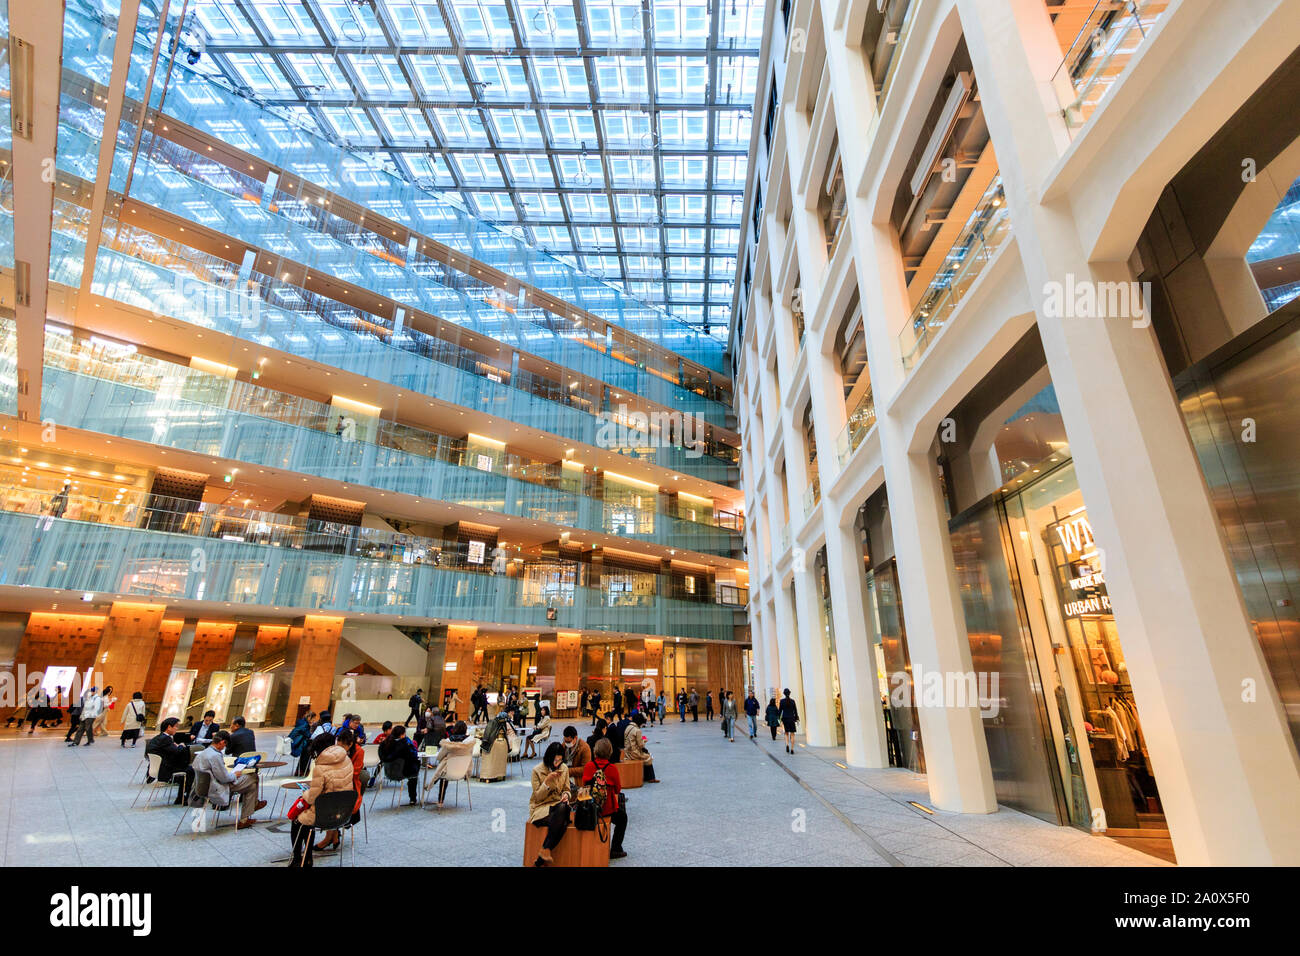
170,0,758,337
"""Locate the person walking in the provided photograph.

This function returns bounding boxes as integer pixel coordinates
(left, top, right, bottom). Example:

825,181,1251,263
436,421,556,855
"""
778,688,800,754
705,691,714,721
721,691,738,742
68,686,104,746
744,691,760,739
26,685,51,734
92,685,117,737
765,697,781,741
657,691,667,725
689,688,699,722
119,692,146,747
404,689,424,727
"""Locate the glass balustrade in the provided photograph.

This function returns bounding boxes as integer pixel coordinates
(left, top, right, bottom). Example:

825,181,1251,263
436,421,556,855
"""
897,178,1011,371
59,1,728,373
834,386,877,467
34,328,742,552
1051,0,1170,136
0,492,743,641
52,113,734,427
19,206,744,483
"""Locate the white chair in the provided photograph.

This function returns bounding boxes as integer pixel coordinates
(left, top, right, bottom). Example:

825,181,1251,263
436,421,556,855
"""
523,724,551,758
269,759,314,819
424,750,474,809
132,753,187,809
128,753,148,784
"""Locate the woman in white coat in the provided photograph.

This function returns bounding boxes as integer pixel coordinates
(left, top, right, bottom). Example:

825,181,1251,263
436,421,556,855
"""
119,691,146,747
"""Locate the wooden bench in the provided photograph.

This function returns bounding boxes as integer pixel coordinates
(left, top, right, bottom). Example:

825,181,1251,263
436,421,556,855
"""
522,820,610,867
616,759,644,788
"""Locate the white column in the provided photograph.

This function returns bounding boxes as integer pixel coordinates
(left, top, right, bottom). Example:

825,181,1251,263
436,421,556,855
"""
770,579,807,726
791,556,838,747
959,0,1300,863
824,519,891,766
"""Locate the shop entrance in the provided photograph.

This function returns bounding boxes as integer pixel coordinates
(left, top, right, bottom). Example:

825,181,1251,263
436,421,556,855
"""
1001,460,1172,861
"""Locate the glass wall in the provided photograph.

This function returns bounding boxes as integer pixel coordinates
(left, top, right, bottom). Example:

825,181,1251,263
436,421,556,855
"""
950,457,1169,850
1178,304,1300,756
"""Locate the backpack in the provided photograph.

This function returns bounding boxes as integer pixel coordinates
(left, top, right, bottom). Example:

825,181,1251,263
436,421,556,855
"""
588,762,611,815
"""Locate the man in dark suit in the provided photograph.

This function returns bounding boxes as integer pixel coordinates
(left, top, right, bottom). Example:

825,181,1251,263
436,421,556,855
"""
146,717,195,804
189,710,219,744
226,716,256,757
605,710,629,764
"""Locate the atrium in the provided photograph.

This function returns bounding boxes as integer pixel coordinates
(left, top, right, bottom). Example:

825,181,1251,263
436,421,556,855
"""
0,0,1298,894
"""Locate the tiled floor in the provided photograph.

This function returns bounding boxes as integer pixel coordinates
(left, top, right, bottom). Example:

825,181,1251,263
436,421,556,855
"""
0,717,1165,866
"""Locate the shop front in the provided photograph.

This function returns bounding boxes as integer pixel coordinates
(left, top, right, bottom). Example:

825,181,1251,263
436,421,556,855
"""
950,455,1170,858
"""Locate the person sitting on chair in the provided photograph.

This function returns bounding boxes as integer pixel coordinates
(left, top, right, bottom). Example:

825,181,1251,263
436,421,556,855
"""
189,711,219,744
522,706,552,758
146,717,195,805
376,724,420,806
226,716,256,757
424,720,475,809
529,741,572,866
315,727,364,852
191,730,267,829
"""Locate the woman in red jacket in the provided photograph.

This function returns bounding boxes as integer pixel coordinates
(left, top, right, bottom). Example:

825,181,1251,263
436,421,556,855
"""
581,738,628,859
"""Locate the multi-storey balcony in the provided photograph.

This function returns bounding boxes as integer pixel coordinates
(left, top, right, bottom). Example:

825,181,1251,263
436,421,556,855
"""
0,492,744,643
52,118,733,429
57,4,728,374
31,213,743,485
834,385,877,467
1051,0,1171,136
897,178,1011,371
32,327,743,556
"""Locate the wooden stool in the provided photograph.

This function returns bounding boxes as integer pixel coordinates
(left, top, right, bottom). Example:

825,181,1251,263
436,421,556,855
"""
616,760,644,788
522,820,610,867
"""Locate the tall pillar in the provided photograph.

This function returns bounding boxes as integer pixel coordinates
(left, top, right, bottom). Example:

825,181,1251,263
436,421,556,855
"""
642,638,664,698
142,619,184,706
438,625,477,710
770,581,806,726
284,615,343,725
186,621,237,719
791,566,838,747
95,602,167,731
882,430,998,811
555,632,583,716
825,522,891,767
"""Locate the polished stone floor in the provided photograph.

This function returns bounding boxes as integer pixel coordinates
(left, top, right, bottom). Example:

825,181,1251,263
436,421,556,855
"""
0,716,1164,867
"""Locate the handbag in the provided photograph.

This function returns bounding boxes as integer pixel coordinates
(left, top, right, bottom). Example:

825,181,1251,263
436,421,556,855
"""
573,790,597,831
286,796,309,821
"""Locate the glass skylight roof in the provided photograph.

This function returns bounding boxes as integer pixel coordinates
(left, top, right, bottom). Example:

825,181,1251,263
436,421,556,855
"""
186,0,761,333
